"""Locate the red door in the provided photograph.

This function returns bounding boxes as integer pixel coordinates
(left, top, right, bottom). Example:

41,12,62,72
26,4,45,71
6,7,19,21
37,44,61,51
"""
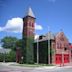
64,54,69,63
71,54,72,61
55,54,62,64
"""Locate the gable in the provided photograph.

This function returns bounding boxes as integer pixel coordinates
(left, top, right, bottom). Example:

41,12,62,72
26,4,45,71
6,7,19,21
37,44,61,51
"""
55,32,69,49
56,32,69,43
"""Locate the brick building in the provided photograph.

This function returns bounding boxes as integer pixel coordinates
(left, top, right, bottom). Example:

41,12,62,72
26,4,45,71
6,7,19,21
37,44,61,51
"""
22,7,35,63
55,31,70,65
34,31,72,65
16,7,72,65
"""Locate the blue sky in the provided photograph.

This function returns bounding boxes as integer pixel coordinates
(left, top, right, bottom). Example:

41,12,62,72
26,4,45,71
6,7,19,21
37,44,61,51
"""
0,0,72,42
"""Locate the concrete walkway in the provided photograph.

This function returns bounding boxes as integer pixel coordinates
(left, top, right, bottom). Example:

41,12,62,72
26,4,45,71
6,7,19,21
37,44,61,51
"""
0,62,72,70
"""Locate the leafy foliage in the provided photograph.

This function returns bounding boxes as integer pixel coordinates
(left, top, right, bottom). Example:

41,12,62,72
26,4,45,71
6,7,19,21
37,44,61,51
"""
22,36,34,64
0,53,4,62
16,39,23,48
5,50,16,62
1,36,18,50
0,50,16,62
0,36,23,62
1,36,23,51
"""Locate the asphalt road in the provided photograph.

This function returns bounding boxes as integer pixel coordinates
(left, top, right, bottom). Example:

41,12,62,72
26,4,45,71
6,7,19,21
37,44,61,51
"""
0,64,72,72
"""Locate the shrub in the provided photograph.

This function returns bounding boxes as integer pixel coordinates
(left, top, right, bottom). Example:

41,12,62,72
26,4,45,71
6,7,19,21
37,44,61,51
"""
0,50,16,62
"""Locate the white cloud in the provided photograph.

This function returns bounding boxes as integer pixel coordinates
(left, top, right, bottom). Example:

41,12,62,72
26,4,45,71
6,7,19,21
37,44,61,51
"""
34,34,39,40
0,17,43,33
0,17,23,33
35,23,43,30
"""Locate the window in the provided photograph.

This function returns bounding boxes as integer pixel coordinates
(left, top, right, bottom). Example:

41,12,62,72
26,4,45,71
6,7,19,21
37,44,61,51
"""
57,42,61,49
64,47,67,51
24,23,27,27
57,43,59,48
32,23,34,27
60,43,62,48
29,22,31,26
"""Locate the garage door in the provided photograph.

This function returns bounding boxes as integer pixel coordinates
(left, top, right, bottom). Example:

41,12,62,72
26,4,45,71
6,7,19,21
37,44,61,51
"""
55,54,62,64
64,54,69,63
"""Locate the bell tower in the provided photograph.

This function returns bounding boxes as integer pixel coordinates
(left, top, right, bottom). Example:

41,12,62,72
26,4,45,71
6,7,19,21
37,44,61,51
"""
22,7,35,63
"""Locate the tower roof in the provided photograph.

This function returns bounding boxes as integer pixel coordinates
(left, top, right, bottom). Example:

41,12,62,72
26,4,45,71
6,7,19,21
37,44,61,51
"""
26,7,35,18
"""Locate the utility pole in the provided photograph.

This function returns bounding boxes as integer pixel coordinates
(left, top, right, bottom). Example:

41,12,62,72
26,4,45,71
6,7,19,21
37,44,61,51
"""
37,37,39,64
48,26,50,64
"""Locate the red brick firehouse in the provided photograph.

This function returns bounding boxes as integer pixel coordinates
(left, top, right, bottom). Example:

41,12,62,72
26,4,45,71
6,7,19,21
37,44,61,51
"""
16,7,72,65
54,32,71,65
34,31,72,65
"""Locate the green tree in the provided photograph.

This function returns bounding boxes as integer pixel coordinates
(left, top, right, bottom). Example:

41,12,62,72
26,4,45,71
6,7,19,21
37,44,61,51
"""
5,50,16,62
0,53,4,62
16,39,23,48
1,36,18,50
0,51,16,62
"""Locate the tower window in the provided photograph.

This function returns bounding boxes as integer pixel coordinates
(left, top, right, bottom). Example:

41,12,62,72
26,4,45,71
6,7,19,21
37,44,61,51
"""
29,22,32,26
24,23,27,27
32,23,34,27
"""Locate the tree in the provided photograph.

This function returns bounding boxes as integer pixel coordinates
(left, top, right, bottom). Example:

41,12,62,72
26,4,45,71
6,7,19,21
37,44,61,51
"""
1,36,18,50
0,51,16,62
16,39,23,48
5,50,16,62
1,36,23,51
0,36,23,62
0,53,4,62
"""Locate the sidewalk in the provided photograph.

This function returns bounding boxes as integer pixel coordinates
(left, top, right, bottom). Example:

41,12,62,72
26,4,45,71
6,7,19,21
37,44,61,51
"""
0,62,72,70
55,62,72,69
0,62,18,66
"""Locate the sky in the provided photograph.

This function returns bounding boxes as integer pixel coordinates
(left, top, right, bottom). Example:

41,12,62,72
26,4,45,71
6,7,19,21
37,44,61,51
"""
0,0,72,43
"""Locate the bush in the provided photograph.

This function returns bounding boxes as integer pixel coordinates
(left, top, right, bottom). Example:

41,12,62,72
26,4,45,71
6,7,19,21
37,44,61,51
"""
0,50,16,62
0,53,4,62
5,50,16,62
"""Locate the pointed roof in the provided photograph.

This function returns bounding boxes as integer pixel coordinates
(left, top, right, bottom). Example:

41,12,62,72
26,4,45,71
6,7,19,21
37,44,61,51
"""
46,32,55,40
55,31,69,42
26,7,35,18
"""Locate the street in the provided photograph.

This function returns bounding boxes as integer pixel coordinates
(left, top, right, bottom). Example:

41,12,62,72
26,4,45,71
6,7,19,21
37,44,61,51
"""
0,64,72,72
